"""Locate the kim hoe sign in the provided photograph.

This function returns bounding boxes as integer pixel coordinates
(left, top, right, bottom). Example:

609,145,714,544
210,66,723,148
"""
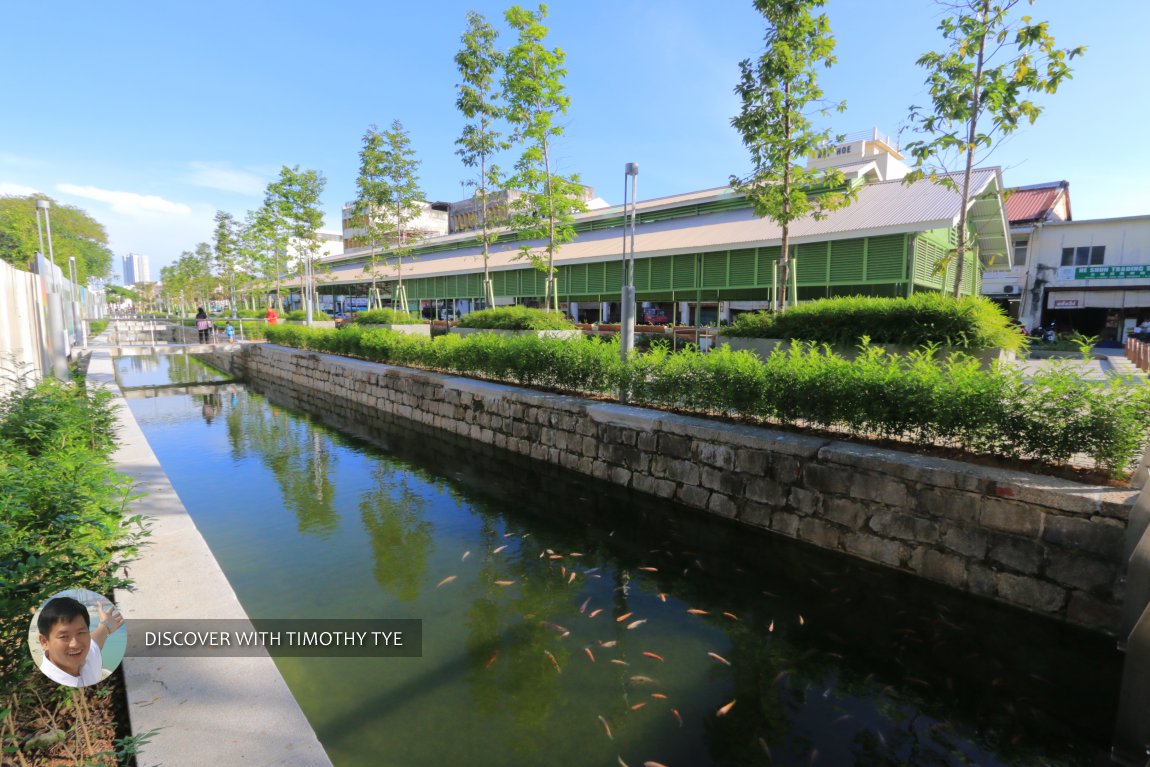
1058,264,1150,280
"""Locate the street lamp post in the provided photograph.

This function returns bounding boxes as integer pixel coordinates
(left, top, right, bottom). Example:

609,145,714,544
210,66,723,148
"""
620,162,639,362
68,256,85,347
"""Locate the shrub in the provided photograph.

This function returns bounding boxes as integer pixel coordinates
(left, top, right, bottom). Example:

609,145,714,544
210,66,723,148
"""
88,320,108,336
283,309,331,321
454,305,575,331
354,308,423,325
721,293,1025,352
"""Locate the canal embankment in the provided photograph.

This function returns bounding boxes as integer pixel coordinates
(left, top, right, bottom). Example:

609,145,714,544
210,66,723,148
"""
201,343,1139,634
87,344,332,766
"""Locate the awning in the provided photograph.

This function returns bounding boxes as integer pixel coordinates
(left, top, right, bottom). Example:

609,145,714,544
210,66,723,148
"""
1047,289,1150,309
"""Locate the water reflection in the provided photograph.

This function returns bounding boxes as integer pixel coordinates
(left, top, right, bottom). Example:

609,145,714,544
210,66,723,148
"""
124,355,1120,767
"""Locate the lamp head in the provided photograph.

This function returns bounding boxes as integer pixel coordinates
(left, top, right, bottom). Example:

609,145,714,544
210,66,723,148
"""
36,199,50,210
625,163,639,177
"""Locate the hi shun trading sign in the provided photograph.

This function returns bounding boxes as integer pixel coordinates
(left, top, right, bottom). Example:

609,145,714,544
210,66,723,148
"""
1058,265,1150,280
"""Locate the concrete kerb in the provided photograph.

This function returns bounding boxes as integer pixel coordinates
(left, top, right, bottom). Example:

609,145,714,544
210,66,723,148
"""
87,346,331,767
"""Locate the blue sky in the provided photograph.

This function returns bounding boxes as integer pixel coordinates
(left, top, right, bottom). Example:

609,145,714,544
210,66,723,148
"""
2,0,1146,279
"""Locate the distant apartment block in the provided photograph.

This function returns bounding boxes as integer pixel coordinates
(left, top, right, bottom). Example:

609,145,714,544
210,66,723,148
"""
122,252,150,286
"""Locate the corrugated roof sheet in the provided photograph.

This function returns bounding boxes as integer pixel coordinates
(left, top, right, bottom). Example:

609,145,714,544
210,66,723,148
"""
1005,182,1064,224
319,169,1006,284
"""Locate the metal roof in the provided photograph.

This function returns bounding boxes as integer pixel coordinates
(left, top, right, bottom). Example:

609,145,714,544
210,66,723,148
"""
319,168,1009,284
1004,181,1068,224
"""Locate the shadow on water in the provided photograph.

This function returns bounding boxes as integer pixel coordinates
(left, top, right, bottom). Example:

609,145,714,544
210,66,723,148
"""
123,353,1121,766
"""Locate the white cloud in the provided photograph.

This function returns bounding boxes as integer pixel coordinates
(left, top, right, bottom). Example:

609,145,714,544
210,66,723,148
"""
56,184,191,216
0,182,40,196
184,162,266,196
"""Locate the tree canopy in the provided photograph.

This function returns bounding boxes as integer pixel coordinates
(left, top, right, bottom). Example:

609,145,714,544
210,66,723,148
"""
0,195,114,283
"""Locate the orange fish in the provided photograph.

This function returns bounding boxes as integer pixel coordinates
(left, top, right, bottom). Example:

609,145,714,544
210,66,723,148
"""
598,715,613,740
657,593,667,602
569,552,584,557
627,619,647,630
494,580,515,586
687,608,709,616
584,647,596,663
799,614,805,625
561,566,567,578
544,650,561,673
722,612,738,621
707,652,731,666
642,651,665,662
616,612,633,623
568,571,577,584
485,650,499,669
646,762,669,767
435,575,457,589
599,640,617,648
638,566,658,572
651,693,668,700
768,620,775,632
630,702,647,711
589,609,604,618
671,709,683,728
610,659,629,666
717,699,736,717
549,554,564,560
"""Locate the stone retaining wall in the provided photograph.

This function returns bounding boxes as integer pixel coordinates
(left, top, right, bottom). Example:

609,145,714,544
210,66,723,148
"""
201,344,1136,633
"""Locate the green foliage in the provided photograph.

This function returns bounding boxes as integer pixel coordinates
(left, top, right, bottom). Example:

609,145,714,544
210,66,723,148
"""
454,306,575,330
266,165,328,317
265,325,1150,476
0,380,148,695
720,293,1025,351
87,320,108,336
502,4,586,312
354,308,423,325
729,0,853,311
904,0,1085,295
0,195,113,282
283,309,331,321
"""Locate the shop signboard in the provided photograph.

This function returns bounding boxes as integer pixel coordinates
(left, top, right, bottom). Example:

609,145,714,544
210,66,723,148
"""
1058,264,1150,281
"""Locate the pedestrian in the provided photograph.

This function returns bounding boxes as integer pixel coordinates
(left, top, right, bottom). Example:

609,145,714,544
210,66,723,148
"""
225,321,235,344
195,307,211,343
265,306,279,325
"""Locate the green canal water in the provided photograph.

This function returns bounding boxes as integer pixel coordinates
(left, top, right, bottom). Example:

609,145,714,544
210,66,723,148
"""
116,355,1121,767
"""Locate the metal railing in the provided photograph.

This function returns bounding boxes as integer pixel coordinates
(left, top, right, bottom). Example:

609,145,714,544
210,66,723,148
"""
1127,337,1149,372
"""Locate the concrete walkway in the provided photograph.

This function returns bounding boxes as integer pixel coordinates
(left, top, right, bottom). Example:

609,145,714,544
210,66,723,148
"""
87,342,331,767
1012,348,1147,384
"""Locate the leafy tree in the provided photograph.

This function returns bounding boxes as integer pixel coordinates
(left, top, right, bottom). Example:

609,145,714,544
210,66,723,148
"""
160,245,214,315
730,0,853,313
904,0,1084,296
353,121,425,312
239,206,284,312
456,10,508,308
0,195,113,283
212,210,241,318
502,3,586,313
266,166,327,323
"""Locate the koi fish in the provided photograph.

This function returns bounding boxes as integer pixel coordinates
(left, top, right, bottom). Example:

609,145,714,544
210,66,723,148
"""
522,532,532,539
436,575,457,589
759,738,772,759
568,571,577,584
657,593,667,602
580,597,591,614
616,612,633,623
504,531,515,538
584,647,596,663
642,651,665,662
630,702,647,711
589,609,604,618
717,699,736,717
773,670,789,686
722,612,738,621
707,652,731,666
627,619,647,630
638,566,658,572
651,693,668,700
610,659,629,666
768,620,775,632
461,551,471,561
799,614,805,625
686,608,709,616
485,650,499,669
598,715,613,740
544,650,561,673
549,553,563,560
494,580,515,586
569,552,584,557
618,759,628,767
493,545,507,554
561,566,567,578
585,567,600,575
599,640,617,648
630,675,656,684
645,762,669,767
671,709,683,728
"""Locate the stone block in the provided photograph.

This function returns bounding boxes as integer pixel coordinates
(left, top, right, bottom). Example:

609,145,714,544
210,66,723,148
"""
980,498,1045,537
798,517,842,550
867,510,939,543
676,484,711,510
637,432,658,452
994,572,1066,614
701,466,744,496
987,538,1043,575
823,496,866,529
708,493,738,519
771,455,803,485
803,463,851,495
967,564,996,597
735,448,771,475
1044,551,1119,594
842,533,903,567
1065,591,1121,632
770,511,800,538
697,443,735,470
789,487,820,517
916,487,980,525
609,466,633,488
940,526,988,558
658,433,692,460
591,460,612,482
650,478,677,499
850,474,910,508
739,500,773,529
746,476,787,506
1041,515,1124,559
912,549,967,589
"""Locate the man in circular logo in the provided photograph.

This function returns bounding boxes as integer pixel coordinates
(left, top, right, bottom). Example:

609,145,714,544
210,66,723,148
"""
36,596,124,687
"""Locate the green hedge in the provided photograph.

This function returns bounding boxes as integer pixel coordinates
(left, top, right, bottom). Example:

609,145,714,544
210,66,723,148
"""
0,380,148,695
265,325,1150,476
354,308,423,325
88,320,108,336
721,294,1026,352
454,306,575,330
284,309,331,321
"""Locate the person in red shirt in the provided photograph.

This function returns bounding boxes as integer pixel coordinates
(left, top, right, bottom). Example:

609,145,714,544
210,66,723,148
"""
265,306,278,325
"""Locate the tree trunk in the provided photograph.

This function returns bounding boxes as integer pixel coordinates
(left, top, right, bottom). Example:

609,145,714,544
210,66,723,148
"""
953,0,989,298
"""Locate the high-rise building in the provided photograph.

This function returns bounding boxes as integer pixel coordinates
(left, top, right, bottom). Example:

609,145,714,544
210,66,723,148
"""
122,253,150,286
